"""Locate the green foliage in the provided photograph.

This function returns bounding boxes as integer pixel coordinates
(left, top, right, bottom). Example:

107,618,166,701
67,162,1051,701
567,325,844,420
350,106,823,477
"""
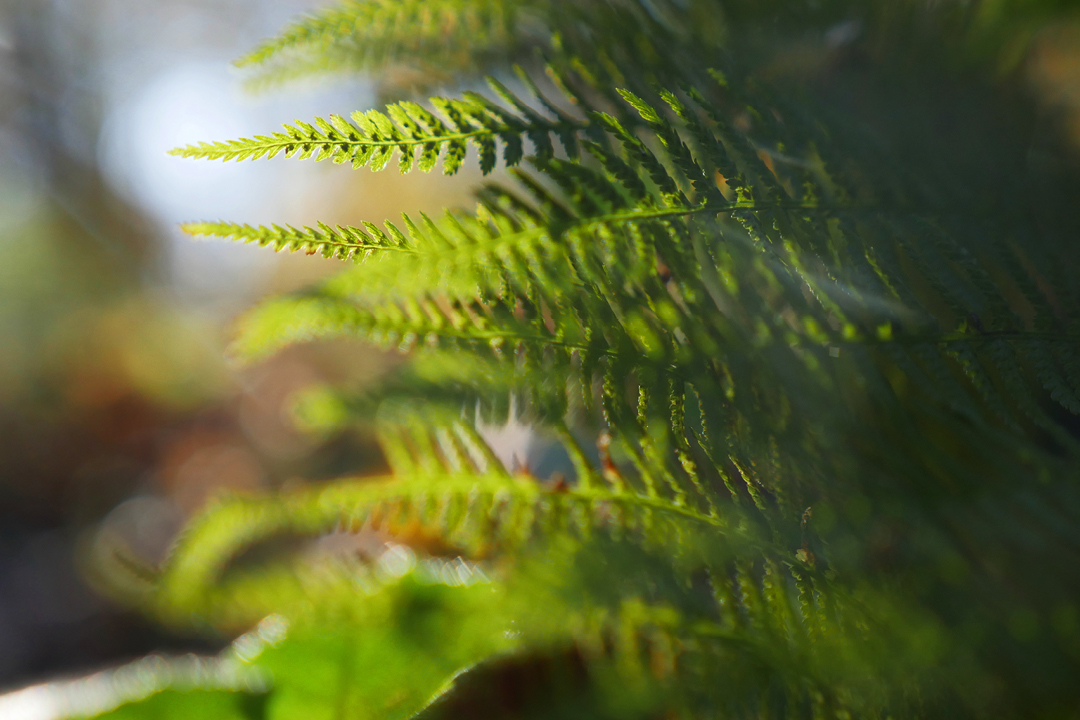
64,1,1080,719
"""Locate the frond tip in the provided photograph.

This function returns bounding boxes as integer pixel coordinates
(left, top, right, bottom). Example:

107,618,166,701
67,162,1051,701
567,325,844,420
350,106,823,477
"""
181,220,412,260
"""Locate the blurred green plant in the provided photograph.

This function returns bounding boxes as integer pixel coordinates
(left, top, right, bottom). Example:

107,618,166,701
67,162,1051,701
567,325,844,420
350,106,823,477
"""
35,1,1080,718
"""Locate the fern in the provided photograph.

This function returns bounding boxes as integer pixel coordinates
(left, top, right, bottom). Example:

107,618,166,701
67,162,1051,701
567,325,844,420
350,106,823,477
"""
36,1,1080,719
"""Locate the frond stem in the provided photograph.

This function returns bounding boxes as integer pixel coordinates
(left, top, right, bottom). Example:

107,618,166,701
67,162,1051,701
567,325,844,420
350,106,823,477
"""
173,121,588,160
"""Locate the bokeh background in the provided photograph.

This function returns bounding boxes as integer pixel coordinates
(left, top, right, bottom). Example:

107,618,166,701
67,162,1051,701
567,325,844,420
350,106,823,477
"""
3,0,1080,696
0,0,495,690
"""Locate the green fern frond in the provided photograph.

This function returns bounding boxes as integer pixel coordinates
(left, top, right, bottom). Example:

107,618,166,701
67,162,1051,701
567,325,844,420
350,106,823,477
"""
151,473,737,620
181,220,412,260
235,0,528,84
169,89,585,175
229,291,578,364
132,462,948,719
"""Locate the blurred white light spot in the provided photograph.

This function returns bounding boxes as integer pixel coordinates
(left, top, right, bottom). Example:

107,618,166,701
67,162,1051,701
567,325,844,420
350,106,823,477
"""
97,62,276,305
96,60,374,310
98,61,271,224
476,397,539,473
96,495,183,566
825,20,863,48
378,543,416,578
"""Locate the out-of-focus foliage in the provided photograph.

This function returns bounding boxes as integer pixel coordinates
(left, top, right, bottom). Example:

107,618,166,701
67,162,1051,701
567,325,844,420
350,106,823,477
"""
26,0,1080,718
0,0,404,691
231,0,1080,93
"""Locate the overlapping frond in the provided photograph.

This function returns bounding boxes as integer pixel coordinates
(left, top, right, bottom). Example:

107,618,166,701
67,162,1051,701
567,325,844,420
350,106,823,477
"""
219,74,1080,523
113,466,926,720
231,0,732,94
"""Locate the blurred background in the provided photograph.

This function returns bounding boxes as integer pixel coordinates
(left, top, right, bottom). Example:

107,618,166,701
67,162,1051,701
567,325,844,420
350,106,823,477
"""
0,0,493,690
3,0,1080,696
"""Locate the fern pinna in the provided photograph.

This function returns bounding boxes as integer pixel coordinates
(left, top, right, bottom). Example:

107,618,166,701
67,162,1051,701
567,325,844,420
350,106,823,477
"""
79,2,1080,719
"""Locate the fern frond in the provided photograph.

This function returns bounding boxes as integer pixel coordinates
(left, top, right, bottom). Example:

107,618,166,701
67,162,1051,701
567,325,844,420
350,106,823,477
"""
151,473,746,621
181,220,412,260
230,292,578,363
169,91,585,175
235,0,528,85
141,463,945,720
